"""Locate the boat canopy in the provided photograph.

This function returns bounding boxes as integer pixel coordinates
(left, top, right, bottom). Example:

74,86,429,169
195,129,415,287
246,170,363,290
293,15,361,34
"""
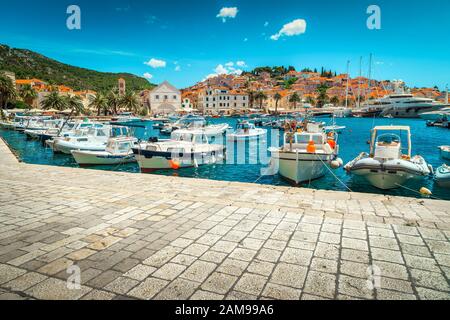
370,126,411,157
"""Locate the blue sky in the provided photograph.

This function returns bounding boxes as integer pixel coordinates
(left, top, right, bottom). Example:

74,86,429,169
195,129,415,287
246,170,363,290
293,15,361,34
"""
0,0,449,89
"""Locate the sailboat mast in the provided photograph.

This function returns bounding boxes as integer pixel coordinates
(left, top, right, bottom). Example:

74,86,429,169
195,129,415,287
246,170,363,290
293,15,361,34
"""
345,60,350,109
357,56,362,108
446,84,449,104
368,53,373,93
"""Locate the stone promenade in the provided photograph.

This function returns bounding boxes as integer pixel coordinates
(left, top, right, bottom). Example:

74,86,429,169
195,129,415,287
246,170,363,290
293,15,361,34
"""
0,138,449,300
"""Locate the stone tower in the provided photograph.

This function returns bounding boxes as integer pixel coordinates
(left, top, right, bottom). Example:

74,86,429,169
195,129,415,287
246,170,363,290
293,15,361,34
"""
118,78,126,96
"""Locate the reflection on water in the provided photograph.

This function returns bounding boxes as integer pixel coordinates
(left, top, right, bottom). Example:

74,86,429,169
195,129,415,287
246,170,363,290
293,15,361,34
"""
1,117,449,200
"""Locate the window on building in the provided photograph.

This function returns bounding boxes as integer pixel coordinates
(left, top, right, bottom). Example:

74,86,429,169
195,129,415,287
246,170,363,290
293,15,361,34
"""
173,95,177,100
243,103,246,107
155,95,159,100
164,95,168,100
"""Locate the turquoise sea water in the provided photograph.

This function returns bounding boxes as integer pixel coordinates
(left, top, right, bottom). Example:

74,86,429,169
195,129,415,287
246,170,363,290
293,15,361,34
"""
1,117,449,200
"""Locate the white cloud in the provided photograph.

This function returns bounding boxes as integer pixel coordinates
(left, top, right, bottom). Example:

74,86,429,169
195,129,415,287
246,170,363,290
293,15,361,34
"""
216,7,238,23
243,38,248,42
270,19,307,41
143,73,153,80
175,65,181,72
214,64,229,75
203,63,245,81
144,58,167,68
264,21,269,27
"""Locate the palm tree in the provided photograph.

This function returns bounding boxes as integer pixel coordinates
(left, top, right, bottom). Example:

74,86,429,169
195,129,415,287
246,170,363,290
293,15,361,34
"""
41,92,67,111
255,91,268,111
316,84,329,108
330,96,340,106
20,85,38,109
274,93,282,115
305,96,315,106
0,74,17,118
248,90,256,109
107,91,120,115
89,93,108,116
119,91,140,113
58,95,85,135
289,92,301,109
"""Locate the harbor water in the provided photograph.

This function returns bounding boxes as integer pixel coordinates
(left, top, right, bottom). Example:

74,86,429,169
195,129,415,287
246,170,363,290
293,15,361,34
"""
1,117,449,200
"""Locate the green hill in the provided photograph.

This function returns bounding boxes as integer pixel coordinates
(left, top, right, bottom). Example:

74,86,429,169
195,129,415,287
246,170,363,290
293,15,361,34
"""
0,44,154,92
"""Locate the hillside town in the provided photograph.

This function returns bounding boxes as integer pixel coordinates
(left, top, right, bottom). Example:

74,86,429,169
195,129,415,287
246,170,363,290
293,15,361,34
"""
1,67,448,116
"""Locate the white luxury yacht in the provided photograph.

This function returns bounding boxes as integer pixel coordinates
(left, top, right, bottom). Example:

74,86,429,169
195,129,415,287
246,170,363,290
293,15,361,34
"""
419,107,450,121
353,82,449,118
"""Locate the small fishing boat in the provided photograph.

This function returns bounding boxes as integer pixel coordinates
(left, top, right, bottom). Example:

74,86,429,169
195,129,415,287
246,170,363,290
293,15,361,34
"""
324,125,346,134
160,115,206,135
110,112,143,127
344,126,432,190
439,146,450,160
227,121,267,141
420,107,450,121
153,119,170,130
71,137,138,166
434,165,450,188
133,131,225,172
268,122,343,184
48,126,128,154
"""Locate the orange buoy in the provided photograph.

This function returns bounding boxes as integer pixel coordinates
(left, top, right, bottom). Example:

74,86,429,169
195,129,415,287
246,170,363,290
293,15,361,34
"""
306,141,316,153
328,139,336,149
169,160,180,170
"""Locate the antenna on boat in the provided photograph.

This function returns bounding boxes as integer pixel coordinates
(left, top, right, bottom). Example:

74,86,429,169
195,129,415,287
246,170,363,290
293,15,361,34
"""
345,60,350,109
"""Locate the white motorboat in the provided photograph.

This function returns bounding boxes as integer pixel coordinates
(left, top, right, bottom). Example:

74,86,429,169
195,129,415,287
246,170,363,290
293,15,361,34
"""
434,165,450,188
24,119,65,139
48,126,128,155
439,145,450,160
160,115,206,135
172,123,229,143
71,137,138,166
227,121,267,141
110,112,143,126
324,125,346,133
344,126,432,190
420,107,450,121
268,122,343,184
133,131,225,172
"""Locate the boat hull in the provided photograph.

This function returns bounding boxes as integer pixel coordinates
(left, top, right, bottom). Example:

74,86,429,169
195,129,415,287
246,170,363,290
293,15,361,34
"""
54,140,107,154
348,158,430,190
434,166,450,188
271,151,334,184
133,147,224,172
71,150,135,166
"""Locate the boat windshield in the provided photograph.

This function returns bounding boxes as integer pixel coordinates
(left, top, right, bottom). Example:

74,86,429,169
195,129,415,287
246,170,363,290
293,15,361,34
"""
376,133,400,146
117,142,132,152
291,133,323,144
237,123,254,130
